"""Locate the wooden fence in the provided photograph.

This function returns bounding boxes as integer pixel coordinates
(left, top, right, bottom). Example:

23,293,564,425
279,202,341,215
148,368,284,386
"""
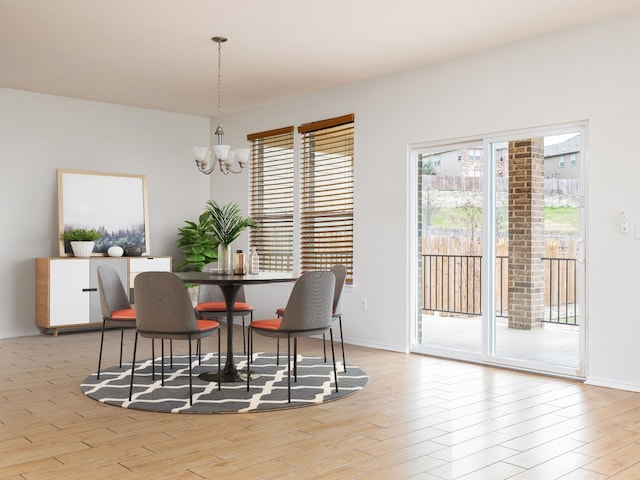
423,176,580,196
422,235,578,323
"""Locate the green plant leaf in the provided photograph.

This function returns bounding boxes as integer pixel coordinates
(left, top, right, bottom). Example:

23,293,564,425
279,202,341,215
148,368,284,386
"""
60,228,104,241
205,200,258,245
175,210,219,272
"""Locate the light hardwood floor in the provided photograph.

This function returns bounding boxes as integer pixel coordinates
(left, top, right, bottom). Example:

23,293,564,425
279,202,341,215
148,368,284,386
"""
2,327,640,479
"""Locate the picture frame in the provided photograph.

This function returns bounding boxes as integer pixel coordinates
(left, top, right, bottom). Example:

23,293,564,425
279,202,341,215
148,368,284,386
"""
57,169,149,256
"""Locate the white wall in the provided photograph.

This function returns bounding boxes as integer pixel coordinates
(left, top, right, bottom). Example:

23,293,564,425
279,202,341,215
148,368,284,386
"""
216,13,640,390
0,88,211,338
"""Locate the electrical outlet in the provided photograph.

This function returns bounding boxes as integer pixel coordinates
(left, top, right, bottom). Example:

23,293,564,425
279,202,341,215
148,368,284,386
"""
622,211,629,233
360,298,368,311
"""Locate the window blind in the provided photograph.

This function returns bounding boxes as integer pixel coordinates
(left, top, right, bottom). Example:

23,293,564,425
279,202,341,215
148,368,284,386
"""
298,114,354,283
248,126,295,272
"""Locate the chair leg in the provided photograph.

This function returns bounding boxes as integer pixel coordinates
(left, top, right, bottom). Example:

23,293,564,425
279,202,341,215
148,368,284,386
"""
276,313,281,365
217,329,221,391
329,328,339,393
287,334,291,403
161,340,165,386
151,339,156,380
97,320,107,379
242,311,253,355
247,316,253,353
242,317,246,355
170,339,173,369
119,327,125,368
338,315,346,372
246,328,252,392
323,333,327,362
188,337,193,405
128,331,139,401
293,337,298,382
247,325,251,363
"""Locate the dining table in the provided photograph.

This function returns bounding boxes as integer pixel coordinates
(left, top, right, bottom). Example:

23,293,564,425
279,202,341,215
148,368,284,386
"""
174,271,298,382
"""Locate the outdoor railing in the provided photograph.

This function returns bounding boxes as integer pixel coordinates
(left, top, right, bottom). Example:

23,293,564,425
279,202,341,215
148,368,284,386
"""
542,256,578,325
422,254,578,325
423,254,482,315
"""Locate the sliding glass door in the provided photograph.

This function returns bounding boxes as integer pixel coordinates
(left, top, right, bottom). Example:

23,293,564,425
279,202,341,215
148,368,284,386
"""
486,130,584,376
413,140,485,362
412,124,585,378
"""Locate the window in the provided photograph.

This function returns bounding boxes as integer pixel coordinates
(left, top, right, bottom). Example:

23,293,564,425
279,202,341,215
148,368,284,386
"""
248,115,355,283
299,114,354,283
468,149,482,161
569,153,577,167
248,126,294,272
558,155,565,168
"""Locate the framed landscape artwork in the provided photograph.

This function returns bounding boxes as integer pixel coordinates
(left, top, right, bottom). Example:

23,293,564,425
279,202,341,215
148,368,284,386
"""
57,169,149,256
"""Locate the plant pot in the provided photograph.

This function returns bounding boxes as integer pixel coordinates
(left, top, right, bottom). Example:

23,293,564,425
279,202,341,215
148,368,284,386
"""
70,241,95,257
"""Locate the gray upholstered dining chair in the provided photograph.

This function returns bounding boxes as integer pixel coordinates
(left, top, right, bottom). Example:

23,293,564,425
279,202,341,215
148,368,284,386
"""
96,265,136,379
247,270,337,402
129,271,221,405
326,264,347,372
194,262,254,353
275,264,348,371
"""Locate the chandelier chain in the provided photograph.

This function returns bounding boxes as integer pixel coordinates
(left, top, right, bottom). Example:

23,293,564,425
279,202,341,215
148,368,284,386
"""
216,38,223,130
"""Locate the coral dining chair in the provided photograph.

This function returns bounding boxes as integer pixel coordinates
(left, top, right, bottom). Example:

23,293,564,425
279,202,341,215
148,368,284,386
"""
129,272,221,405
248,270,336,402
96,265,136,379
275,264,348,371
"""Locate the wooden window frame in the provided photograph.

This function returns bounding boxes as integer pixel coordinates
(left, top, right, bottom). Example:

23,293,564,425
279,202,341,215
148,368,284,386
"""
298,114,354,283
247,126,295,272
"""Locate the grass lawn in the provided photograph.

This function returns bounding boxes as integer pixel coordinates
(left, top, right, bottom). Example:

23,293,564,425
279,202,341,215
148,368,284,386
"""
427,206,579,235
544,207,579,233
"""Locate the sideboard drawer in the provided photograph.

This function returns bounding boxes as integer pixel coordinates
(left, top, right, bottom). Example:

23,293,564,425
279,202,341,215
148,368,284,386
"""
128,256,172,288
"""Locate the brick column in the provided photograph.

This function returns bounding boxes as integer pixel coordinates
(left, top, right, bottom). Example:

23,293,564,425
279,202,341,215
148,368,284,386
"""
508,139,545,330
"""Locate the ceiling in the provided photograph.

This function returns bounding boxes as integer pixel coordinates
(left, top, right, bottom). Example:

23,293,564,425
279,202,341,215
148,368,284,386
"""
2,0,639,117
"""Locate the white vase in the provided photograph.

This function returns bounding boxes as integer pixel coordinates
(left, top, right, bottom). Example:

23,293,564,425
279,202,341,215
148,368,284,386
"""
107,246,124,257
70,241,95,257
187,285,199,307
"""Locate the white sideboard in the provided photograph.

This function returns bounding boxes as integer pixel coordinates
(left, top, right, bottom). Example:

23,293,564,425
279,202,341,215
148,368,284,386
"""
36,256,171,335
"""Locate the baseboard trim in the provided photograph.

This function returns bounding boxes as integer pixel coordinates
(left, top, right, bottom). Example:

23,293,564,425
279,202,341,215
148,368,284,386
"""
584,376,640,393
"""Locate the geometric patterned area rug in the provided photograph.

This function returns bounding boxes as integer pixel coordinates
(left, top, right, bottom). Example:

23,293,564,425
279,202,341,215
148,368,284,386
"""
81,352,368,414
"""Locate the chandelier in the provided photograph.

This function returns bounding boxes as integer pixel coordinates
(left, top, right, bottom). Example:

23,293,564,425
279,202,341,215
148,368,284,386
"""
193,37,249,175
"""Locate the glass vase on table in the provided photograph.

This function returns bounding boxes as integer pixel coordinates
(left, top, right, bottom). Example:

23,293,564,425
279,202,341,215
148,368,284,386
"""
218,243,233,275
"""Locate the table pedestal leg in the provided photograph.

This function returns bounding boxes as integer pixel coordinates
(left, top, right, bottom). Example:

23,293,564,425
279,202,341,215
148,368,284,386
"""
199,283,246,382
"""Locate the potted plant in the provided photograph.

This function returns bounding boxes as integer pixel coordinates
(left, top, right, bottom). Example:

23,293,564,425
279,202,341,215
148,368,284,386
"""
60,228,104,257
206,200,257,274
176,211,219,272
